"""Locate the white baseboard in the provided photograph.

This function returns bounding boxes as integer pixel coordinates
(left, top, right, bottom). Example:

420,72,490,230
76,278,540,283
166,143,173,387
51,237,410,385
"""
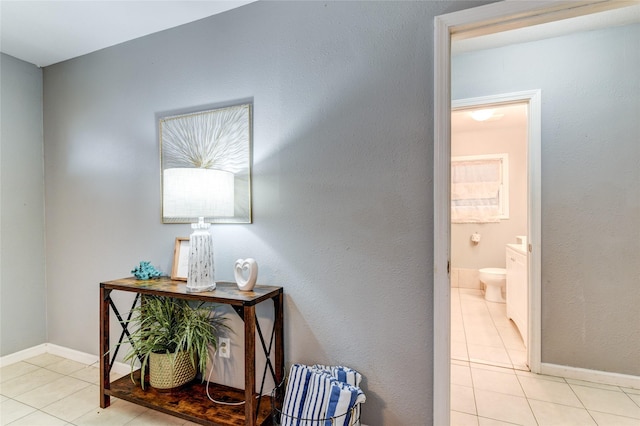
0,344,47,368
541,362,640,390
46,343,100,366
0,343,130,376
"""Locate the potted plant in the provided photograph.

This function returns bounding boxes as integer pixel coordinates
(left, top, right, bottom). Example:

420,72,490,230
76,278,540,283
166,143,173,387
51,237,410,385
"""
123,295,229,390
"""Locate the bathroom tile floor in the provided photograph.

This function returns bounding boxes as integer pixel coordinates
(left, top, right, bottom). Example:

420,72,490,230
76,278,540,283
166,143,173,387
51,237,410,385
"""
0,353,201,425
451,288,640,425
452,287,527,370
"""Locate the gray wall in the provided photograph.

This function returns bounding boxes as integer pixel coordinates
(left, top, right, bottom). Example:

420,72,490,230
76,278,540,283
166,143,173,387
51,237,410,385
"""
0,53,47,356
41,2,485,423
453,24,640,375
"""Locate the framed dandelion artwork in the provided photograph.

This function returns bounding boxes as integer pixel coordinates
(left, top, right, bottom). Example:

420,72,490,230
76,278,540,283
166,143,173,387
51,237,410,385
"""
160,103,252,224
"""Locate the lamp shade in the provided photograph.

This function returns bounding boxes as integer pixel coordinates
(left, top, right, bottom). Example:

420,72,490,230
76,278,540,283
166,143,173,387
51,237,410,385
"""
163,168,235,219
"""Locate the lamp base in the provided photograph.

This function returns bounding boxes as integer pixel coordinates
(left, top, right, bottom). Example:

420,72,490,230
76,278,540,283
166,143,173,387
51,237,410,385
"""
186,283,216,293
186,218,216,293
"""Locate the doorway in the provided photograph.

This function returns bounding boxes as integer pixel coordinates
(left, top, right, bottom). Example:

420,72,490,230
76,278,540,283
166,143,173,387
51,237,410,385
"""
432,2,636,424
450,96,538,372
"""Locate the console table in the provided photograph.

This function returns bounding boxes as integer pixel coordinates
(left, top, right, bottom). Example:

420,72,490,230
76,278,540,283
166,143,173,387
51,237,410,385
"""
99,277,284,426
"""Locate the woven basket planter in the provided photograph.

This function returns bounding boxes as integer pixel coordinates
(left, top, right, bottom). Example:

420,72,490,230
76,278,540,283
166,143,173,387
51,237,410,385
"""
149,351,196,390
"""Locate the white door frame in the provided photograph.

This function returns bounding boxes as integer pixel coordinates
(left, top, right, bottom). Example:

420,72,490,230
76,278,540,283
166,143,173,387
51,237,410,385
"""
432,1,629,424
452,90,542,371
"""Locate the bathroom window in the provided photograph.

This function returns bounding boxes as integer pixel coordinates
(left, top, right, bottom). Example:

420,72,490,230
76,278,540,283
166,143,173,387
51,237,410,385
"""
451,153,509,223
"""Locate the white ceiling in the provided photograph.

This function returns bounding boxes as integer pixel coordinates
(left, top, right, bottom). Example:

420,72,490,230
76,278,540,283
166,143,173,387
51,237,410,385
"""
0,1,256,67
1,1,638,68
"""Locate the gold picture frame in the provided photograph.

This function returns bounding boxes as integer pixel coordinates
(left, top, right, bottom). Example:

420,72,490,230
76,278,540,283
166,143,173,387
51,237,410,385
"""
171,237,190,281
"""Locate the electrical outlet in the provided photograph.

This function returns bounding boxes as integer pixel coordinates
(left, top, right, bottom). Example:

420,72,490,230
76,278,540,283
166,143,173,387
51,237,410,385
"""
219,337,231,359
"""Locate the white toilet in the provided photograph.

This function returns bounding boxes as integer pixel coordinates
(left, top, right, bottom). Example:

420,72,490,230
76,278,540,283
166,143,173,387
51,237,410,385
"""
479,268,506,303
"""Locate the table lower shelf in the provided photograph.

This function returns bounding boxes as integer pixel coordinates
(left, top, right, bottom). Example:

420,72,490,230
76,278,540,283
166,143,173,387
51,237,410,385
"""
105,371,272,426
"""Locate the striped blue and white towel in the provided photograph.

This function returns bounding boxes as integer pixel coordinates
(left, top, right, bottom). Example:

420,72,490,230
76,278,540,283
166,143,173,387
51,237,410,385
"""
299,371,364,426
281,364,315,425
312,365,364,425
312,365,362,387
281,364,365,426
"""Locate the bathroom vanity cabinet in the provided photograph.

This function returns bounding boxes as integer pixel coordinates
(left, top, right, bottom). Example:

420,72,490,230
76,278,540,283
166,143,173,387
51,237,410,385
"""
506,244,527,347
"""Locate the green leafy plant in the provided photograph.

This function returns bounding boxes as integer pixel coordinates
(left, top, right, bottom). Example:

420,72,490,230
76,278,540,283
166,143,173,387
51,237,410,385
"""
123,295,229,389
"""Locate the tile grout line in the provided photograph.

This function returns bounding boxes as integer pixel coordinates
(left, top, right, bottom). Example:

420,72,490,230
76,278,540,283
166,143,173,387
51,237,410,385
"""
461,288,525,370
512,365,541,425
3,393,73,426
459,290,542,425
452,288,479,419
452,289,640,426
467,358,478,418
460,289,487,367
485,297,517,371
56,361,107,426
625,390,640,410
455,288,471,364
4,354,196,426
566,376,596,424
2,355,96,426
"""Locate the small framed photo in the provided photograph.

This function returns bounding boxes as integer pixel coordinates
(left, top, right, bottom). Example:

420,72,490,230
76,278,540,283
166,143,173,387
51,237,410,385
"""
171,237,190,281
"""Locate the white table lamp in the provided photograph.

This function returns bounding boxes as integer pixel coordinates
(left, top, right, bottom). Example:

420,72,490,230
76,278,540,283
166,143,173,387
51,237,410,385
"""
164,168,234,292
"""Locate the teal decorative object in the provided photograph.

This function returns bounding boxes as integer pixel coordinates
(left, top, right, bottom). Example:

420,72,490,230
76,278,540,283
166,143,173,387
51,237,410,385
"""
132,261,162,280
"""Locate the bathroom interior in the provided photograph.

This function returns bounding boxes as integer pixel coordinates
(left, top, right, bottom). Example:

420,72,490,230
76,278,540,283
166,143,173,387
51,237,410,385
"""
450,102,530,371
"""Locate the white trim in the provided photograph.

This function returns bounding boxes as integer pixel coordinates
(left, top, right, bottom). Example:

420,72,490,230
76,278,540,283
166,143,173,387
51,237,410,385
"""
0,344,47,368
0,343,130,376
451,90,542,373
445,1,630,40
433,13,451,426
527,91,543,374
541,363,640,390
433,2,635,424
46,343,101,366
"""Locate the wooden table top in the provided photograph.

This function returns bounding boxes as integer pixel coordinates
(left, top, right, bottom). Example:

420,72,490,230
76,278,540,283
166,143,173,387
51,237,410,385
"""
100,277,282,307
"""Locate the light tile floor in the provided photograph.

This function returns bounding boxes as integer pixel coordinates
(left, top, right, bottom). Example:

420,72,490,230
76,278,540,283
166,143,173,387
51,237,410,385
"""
451,288,640,425
452,288,527,370
0,353,200,425
2,309,639,426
